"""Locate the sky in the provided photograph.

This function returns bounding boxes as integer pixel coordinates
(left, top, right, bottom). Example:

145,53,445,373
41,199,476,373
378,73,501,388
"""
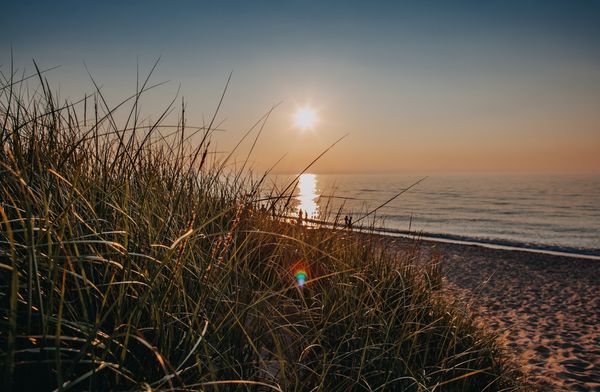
2,0,600,173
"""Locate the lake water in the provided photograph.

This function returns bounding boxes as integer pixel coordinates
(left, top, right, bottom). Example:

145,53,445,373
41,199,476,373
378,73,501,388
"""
274,173,600,257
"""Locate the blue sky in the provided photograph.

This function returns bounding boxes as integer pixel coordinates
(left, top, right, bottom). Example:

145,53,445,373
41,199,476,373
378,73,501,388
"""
3,1,600,172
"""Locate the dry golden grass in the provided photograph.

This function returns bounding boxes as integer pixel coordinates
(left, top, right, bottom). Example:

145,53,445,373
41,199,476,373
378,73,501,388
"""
0,64,531,391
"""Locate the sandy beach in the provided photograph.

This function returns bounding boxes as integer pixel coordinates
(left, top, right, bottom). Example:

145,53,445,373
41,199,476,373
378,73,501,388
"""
386,236,600,391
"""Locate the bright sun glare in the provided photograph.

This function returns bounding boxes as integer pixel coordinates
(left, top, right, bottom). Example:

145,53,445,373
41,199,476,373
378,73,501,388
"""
293,106,318,130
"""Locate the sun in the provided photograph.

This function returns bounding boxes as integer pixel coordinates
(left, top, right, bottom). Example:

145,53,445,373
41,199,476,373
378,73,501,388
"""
293,106,318,130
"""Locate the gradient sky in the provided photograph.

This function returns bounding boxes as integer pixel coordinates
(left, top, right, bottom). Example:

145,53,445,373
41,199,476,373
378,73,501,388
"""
3,1,600,173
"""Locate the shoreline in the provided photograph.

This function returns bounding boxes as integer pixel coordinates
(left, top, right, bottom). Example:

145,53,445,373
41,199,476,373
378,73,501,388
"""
380,230,600,261
380,233,600,391
295,216,600,261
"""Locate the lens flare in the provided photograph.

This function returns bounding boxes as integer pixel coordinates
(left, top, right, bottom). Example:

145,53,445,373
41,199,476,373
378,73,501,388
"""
295,269,307,288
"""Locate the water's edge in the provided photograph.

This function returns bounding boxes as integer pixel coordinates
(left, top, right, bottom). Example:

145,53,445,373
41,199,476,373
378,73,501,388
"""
281,173,600,259
288,216,600,261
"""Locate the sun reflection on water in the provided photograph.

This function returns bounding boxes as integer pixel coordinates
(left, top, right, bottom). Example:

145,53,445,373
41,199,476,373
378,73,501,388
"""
297,173,319,219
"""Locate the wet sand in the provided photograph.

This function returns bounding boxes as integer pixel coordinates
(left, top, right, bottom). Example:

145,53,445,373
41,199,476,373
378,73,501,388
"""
387,236,600,391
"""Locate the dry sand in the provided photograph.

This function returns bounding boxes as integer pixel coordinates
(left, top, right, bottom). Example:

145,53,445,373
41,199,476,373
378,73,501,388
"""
386,236,600,391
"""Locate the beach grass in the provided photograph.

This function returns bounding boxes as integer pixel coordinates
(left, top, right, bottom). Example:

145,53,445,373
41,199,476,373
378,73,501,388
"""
0,67,530,391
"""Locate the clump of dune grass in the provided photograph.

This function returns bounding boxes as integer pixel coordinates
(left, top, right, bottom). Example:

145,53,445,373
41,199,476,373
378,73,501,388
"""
0,64,531,391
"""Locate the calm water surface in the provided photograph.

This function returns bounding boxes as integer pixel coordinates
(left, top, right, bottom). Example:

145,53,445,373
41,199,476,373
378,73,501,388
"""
276,173,600,256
